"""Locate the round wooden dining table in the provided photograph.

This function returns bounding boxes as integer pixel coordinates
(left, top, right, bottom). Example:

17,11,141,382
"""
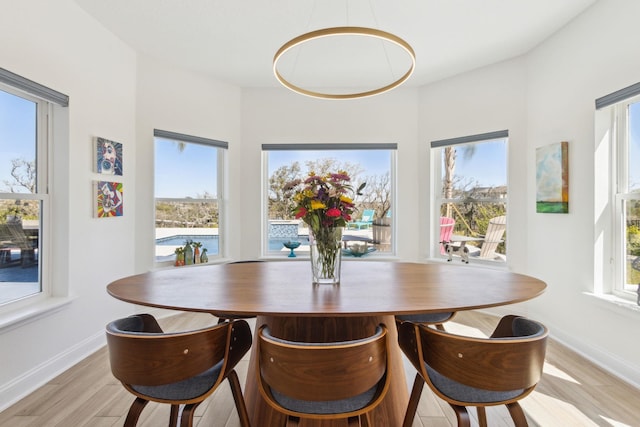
107,261,546,427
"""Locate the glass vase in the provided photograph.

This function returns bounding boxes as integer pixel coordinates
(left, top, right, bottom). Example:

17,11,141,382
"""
310,227,342,285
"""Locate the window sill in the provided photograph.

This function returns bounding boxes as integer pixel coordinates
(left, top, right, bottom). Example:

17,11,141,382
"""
0,295,76,333
583,292,640,314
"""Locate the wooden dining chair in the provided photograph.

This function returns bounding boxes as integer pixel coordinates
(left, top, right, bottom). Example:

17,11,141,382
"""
106,314,252,427
395,311,456,331
256,323,391,427
398,315,548,427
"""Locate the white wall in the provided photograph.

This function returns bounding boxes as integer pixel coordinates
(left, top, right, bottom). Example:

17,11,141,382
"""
0,0,137,408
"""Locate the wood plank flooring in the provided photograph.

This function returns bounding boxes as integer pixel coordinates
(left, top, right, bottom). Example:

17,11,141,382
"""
1,310,639,426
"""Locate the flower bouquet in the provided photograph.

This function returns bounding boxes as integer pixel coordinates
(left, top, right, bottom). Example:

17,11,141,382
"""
287,171,362,284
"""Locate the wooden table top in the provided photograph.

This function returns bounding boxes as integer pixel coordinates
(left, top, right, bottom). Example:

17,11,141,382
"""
106,261,546,317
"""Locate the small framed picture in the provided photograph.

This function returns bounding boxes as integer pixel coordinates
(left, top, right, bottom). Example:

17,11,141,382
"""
94,181,123,218
95,137,123,176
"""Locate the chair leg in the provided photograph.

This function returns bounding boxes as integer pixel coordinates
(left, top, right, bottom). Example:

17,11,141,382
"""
449,404,471,427
506,402,529,427
402,374,425,427
435,323,446,331
124,397,149,427
477,406,488,427
348,415,362,426
179,403,201,427
169,404,180,426
227,370,251,427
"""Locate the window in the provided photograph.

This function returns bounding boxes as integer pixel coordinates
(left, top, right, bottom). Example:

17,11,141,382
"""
612,96,640,298
432,131,508,262
595,83,640,301
0,81,52,305
154,130,226,264
263,143,396,257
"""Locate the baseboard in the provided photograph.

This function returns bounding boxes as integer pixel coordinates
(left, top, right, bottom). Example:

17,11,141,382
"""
0,330,105,412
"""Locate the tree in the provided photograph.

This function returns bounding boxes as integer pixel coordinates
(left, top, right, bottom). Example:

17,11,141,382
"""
358,172,391,219
268,158,366,220
268,162,302,219
2,158,35,193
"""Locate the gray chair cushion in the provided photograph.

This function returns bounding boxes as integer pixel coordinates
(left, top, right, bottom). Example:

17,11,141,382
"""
131,361,224,401
271,385,379,415
425,364,524,404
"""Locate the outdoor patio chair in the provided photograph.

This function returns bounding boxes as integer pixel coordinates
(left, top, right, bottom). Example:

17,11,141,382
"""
398,315,548,427
478,215,506,259
439,216,455,255
348,209,375,230
106,314,252,427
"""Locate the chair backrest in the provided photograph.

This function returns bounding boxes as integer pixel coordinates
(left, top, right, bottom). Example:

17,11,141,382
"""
479,215,506,258
257,324,390,408
399,315,547,393
106,314,252,387
360,209,375,222
3,223,32,249
439,217,455,254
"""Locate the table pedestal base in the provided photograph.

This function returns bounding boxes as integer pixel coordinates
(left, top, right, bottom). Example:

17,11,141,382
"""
243,315,408,426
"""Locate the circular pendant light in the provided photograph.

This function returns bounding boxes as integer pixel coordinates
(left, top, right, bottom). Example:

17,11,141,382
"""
273,27,415,100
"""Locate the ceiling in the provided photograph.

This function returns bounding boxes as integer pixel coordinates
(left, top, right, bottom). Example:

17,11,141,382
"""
74,0,597,93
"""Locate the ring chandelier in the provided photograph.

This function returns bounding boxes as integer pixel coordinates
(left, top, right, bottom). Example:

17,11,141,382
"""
273,27,416,100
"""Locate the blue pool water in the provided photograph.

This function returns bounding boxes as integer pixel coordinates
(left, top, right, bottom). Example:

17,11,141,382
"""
155,234,309,261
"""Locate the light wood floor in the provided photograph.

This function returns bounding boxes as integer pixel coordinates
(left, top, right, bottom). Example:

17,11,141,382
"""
1,310,639,427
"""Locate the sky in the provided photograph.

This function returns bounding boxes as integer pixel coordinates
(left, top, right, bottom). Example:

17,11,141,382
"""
445,140,507,188
155,138,218,199
0,90,36,193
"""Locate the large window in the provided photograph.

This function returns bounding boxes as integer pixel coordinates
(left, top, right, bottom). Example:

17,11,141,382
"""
432,131,508,263
0,81,52,305
154,130,226,264
611,96,640,299
263,144,396,257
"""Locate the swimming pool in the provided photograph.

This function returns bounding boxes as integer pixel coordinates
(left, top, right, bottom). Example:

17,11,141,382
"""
155,234,310,262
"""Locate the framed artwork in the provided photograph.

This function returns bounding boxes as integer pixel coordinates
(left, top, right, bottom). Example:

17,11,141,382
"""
95,137,123,176
536,141,569,213
94,181,123,218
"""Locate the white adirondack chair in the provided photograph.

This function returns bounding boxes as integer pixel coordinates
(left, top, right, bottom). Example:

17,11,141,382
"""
478,215,506,259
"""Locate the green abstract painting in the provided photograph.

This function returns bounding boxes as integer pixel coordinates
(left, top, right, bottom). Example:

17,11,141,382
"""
536,141,569,213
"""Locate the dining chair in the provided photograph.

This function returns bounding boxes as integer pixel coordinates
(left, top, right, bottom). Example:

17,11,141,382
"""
106,314,252,427
256,323,391,427
398,315,548,427
395,311,456,331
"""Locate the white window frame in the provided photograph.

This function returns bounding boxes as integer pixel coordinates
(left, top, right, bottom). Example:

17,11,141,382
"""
262,143,397,258
0,83,50,309
153,130,227,266
431,131,509,263
612,95,640,300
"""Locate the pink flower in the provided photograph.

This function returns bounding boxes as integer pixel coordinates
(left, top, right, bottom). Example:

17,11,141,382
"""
326,208,342,217
294,207,308,219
